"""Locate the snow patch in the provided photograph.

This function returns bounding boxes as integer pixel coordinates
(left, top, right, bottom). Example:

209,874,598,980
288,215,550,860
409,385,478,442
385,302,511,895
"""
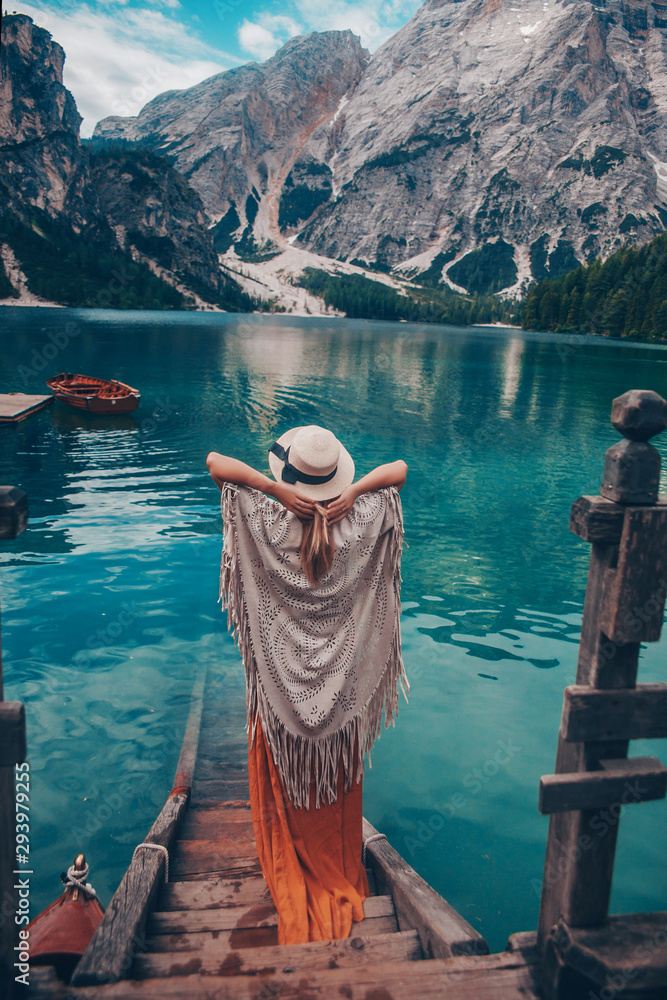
647,152,667,203
520,22,541,36
329,94,349,128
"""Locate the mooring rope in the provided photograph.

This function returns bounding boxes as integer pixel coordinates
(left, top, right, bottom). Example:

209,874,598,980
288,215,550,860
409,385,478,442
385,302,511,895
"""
362,833,387,868
64,862,98,899
132,843,169,883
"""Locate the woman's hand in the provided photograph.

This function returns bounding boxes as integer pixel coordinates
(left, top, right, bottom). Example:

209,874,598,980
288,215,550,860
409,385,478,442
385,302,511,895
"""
326,485,358,525
270,481,316,519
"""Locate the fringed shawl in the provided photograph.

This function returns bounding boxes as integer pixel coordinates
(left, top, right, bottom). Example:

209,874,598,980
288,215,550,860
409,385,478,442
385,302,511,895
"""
219,484,408,809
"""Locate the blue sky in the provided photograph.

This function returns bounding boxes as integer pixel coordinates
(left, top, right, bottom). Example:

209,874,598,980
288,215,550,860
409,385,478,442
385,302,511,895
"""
13,0,423,136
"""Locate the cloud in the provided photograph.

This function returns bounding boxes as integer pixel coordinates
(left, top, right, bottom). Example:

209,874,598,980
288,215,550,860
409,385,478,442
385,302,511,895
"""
291,0,423,50
17,1,238,136
238,21,283,62
237,0,422,61
238,14,303,62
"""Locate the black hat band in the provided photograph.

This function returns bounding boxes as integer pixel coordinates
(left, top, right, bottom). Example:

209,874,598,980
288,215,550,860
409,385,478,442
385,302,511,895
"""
270,442,338,486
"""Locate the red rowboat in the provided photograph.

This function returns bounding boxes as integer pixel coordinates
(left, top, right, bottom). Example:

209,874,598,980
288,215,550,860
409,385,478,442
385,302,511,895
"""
26,854,105,982
46,373,140,414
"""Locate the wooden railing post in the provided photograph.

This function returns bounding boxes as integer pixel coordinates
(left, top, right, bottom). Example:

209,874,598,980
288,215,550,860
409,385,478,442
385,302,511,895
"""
536,390,667,997
0,486,28,996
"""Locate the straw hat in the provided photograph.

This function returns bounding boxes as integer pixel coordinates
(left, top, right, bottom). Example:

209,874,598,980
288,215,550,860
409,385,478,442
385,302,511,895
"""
268,425,355,501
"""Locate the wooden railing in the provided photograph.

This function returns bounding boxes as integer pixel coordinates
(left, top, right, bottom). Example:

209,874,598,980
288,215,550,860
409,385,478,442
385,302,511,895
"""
70,666,206,987
536,390,667,999
0,486,28,995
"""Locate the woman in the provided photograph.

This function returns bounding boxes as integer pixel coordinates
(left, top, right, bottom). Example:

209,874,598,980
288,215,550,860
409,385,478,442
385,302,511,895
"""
207,425,408,945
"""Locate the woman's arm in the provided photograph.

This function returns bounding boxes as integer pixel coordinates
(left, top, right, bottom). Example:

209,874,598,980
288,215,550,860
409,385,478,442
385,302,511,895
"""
326,460,408,524
206,452,315,519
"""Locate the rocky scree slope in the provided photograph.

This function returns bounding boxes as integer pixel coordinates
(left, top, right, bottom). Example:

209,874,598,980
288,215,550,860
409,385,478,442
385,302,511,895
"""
0,14,240,308
96,0,667,294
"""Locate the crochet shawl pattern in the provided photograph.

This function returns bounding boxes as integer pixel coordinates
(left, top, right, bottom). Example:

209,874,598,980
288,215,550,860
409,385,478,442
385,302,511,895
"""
219,483,408,809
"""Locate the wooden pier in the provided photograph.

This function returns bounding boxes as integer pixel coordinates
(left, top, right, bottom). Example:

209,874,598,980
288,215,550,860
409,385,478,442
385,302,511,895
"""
0,393,53,424
2,388,667,1000
26,666,542,1000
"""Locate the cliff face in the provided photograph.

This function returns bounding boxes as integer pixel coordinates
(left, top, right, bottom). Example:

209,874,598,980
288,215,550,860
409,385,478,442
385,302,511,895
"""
0,14,238,307
95,0,667,290
88,146,228,301
0,13,92,220
94,31,370,230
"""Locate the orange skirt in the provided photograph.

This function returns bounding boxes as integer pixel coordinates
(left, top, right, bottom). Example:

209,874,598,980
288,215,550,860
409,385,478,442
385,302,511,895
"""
248,717,370,945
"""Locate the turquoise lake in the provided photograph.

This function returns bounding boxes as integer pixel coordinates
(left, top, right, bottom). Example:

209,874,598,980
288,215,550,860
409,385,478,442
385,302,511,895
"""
1,306,666,952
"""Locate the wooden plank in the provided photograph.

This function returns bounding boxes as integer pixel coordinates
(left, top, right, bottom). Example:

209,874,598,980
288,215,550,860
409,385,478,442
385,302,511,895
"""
132,929,422,980
171,856,263,882
43,958,542,999
171,670,206,792
173,837,258,863
562,683,667,741
194,759,248,780
362,818,488,958
0,394,53,424
191,778,250,803
599,505,667,643
18,965,67,998
538,527,642,949
145,914,398,959
179,815,255,841
420,946,540,973
149,903,277,936
156,877,272,912
71,667,207,987
184,802,252,819
505,931,539,957
575,540,641,691
189,799,251,809
543,912,667,997
0,701,26,765
0,485,28,539
148,895,393,935
569,495,627,544
538,757,667,813
71,792,188,987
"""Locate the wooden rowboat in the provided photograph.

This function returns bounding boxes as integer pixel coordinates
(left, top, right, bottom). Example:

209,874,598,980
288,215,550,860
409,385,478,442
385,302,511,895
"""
46,374,140,414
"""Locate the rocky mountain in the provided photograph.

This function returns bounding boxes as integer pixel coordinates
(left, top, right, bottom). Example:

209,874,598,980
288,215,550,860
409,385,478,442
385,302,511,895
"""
0,11,93,223
95,0,667,294
94,31,369,237
0,14,247,309
299,0,667,289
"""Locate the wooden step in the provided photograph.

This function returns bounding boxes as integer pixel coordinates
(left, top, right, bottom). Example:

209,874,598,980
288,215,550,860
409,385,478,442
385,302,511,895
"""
195,747,248,781
144,913,398,957
42,953,542,998
193,762,249,781
171,855,263,882
179,807,255,841
148,894,394,935
191,777,250,803
173,836,259,865
132,928,422,980
157,877,273,912
157,869,377,910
